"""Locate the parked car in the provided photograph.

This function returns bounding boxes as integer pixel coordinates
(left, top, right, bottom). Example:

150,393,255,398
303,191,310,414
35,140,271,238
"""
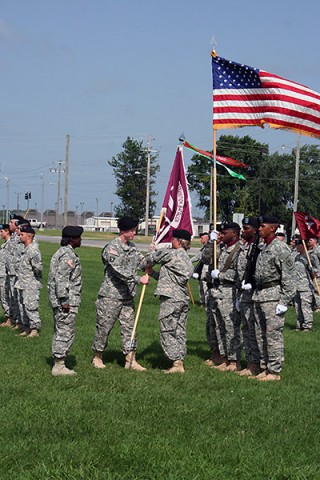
27,218,48,228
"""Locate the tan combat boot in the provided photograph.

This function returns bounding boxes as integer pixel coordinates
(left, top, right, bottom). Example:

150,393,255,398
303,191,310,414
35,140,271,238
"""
163,360,185,374
213,359,229,371
92,352,106,369
238,362,260,377
19,327,31,337
0,317,13,328
250,369,268,380
125,352,147,371
205,352,224,367
225,361,240,372
52,358,76,376
257,372,281,382
28,329,39,337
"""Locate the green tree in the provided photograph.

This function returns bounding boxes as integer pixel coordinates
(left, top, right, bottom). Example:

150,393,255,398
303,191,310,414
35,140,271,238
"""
187,134,320,226
109,137,160,219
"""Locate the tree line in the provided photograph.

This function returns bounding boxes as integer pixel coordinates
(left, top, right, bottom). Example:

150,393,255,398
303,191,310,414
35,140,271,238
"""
109,135,320,231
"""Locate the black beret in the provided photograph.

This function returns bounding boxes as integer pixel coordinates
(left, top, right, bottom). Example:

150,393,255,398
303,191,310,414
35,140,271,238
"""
295,239,303,245
19,225,35,235
221,222,240,231
0,224,10,230
62,226,84,237
117,216,139,231
258,215,280,225
242,216,260,229
199,232,209,237
10,214,26,225
172,229,191,241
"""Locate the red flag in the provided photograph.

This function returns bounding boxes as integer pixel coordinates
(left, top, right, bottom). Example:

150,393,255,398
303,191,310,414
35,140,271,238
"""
212,53,320,139
184,140,248,168
153,146,194,244
294,212,320,240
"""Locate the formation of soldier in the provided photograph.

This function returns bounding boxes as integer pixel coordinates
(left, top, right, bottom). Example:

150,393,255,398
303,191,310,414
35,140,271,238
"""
0,213,317,380
199,216,319,382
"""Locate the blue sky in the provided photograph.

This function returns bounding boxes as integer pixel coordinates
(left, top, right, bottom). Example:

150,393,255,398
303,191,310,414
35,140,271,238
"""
1,0,319,217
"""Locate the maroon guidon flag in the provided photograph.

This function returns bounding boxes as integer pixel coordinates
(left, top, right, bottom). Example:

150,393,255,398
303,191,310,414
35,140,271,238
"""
294,212,320,240
153,146,194,245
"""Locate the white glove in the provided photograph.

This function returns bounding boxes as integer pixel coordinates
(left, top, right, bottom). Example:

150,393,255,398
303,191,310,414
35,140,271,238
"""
211,269,220,279
192,272,199,279
276,304,287,315
241,280,252,291
235,299,241,312
210,230,219,241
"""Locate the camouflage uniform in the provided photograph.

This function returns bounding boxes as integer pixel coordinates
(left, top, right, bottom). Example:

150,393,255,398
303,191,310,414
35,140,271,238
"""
252,238,296,374
191,246,209,305
5,232,24,324
48,244,82,359
215,241,242,362
236,241,260,365
143,247,193,362
294,251,318,331
15,241,42,330
92,237,145,355
0,240,10,318
203,243,225,358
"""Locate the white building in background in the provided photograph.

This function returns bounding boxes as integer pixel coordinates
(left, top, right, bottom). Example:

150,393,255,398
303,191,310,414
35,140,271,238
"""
83,215,212,237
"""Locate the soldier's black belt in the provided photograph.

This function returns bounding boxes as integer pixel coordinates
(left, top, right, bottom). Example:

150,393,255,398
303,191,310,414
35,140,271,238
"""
256,281,280,290
220,280,235,286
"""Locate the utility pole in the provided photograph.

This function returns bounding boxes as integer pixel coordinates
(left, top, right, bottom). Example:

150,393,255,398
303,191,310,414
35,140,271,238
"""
15,192,20,211
50,161,64,229
40,173,44,229
5,178,9,223
64,134,70,226
291,134,301,235
145,135,152,239
96,197,99,230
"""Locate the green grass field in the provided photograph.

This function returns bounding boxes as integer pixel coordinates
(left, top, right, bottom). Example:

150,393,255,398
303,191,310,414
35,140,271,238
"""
0,241,319,480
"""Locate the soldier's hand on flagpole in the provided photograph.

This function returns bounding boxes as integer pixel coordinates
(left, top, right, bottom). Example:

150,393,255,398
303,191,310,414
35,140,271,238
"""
241,280,252,291
140,274,149,285
211,269,220,279
210,230,219,242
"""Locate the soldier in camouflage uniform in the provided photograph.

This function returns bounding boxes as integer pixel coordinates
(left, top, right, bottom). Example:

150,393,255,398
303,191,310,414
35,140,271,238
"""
0,224,12,326
5,214,26,329
235,217,261,376
191,232,210,305
203,228,226,367
92,217,149,371
143,229,194,374
294,238,318,331
210,222,242,372
252,215,296,381
15,225,42,337
48,226,83,376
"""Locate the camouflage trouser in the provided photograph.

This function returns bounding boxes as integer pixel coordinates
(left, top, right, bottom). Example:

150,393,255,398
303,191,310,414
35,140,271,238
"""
206,289,225,356
92,296,136,355
0,278,10,317
52,306,78,359
239,300,260,365
8,275,20,324
253,300,284,374
216,286,241,361
159,296,189,361
16,288,41,330
199,280,208,305
294,290,314,330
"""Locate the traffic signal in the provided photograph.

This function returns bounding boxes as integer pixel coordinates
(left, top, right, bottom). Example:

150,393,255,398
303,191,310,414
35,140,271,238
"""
25,192,28,200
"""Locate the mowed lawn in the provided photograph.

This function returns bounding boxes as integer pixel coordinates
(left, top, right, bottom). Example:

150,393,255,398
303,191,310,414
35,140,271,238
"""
0,241,319,480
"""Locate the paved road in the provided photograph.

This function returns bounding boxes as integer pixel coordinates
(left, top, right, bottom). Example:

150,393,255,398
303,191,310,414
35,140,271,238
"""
37,235,200,255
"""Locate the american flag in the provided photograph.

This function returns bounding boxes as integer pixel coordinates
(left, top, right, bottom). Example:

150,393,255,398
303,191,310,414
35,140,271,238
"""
212,53,320,139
